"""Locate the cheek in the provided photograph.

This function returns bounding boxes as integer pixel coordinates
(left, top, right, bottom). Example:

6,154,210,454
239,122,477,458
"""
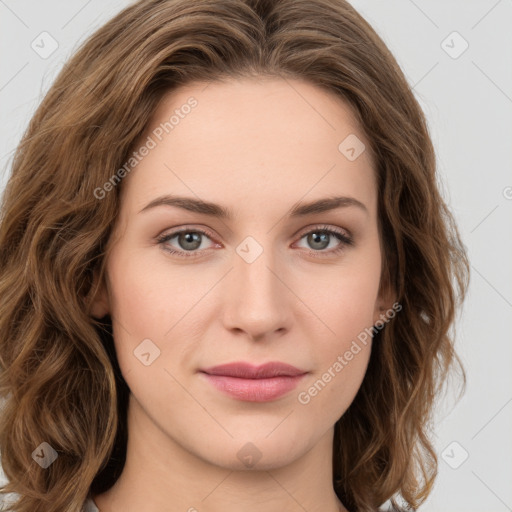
297,345,371,426
104,248,169,375
296,273,376,421
104,250,189,412
311,251,382,342
293,249,380,413
105,246,207,377
107,246,190,335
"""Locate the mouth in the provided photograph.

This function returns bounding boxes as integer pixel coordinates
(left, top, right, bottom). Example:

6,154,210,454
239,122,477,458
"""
198,361,308,402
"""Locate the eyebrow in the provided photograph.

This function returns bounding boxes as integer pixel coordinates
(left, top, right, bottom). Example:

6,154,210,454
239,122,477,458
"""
138,194,368,218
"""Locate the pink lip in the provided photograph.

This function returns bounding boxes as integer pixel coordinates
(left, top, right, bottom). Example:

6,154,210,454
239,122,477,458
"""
199,362,308,402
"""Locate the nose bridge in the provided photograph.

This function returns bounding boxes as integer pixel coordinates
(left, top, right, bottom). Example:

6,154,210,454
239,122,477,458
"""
222,236,290,337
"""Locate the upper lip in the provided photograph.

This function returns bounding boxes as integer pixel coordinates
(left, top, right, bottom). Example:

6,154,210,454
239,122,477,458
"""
200,361,307,379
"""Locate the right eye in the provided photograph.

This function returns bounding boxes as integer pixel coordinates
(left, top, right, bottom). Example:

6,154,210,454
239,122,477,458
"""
156,227,219,258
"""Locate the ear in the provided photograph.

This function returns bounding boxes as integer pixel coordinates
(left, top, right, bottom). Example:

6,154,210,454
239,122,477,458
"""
372,269,397,326
88,267,110,319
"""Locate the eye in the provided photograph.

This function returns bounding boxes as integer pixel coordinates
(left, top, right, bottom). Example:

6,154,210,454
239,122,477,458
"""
156,227,217,258
294,224,353,257
156,224,353,259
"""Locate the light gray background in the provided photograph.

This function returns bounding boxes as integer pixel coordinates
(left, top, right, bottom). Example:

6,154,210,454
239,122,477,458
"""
1,1,511,511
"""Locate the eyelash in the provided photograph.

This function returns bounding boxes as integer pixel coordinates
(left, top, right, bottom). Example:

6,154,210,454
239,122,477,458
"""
156,224,353,260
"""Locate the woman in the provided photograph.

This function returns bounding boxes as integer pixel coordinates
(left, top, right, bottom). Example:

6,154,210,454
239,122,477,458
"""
0,0,469,511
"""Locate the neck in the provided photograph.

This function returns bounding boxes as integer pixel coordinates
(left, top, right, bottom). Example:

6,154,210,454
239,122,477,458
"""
92,393,348,512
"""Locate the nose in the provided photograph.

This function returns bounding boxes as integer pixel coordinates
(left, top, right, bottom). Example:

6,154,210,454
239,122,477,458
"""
221,246,292,341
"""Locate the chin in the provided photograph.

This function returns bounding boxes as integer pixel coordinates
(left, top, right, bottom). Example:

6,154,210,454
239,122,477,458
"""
195,432,309,471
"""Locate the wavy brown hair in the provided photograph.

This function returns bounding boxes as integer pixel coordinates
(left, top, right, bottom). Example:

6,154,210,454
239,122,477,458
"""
0,0,470,510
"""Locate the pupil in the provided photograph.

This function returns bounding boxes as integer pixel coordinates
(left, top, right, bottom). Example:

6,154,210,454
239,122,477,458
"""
180,232,201,250
309,232,329,250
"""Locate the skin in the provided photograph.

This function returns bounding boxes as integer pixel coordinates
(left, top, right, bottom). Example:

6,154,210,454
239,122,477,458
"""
90,76,394,512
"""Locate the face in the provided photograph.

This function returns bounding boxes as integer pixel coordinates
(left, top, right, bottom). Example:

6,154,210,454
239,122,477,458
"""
92,77,392,471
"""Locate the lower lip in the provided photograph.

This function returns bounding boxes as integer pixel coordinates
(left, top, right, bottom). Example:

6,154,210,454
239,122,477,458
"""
200,372,307,402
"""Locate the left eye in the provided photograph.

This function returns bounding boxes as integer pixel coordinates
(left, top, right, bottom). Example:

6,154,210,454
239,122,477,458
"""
156,225,353,258
294,227,353,254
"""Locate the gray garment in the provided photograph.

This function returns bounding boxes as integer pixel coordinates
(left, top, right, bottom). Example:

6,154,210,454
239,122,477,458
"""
83,497,100,512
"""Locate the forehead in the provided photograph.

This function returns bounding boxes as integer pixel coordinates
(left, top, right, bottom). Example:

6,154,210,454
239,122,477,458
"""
120,77,377,220
149,77,370,155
